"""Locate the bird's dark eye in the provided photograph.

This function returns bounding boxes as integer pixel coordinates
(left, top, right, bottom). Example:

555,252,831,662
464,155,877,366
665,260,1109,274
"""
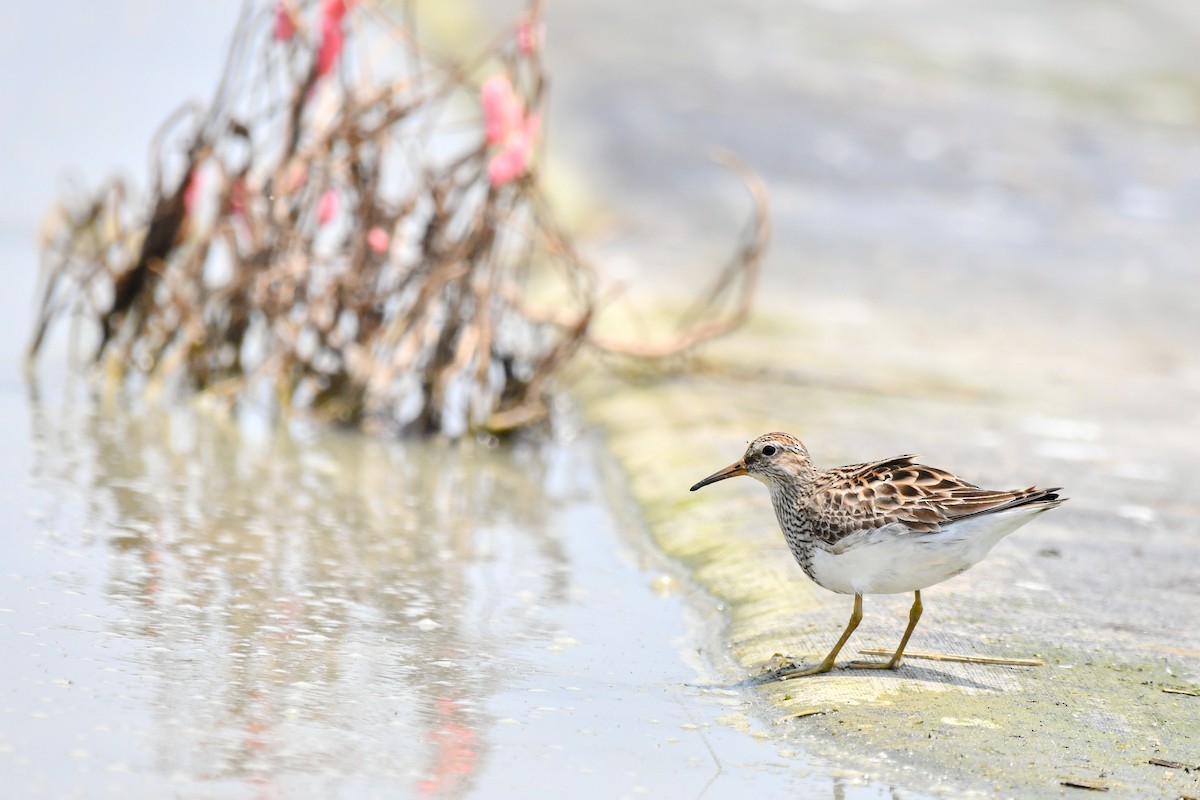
761,444,777,457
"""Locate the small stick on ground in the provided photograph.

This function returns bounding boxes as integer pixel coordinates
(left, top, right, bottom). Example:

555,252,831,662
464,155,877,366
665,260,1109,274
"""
775,708,829,722
857,648,1043,667
1162,686,1200,697
1059,777,1110,792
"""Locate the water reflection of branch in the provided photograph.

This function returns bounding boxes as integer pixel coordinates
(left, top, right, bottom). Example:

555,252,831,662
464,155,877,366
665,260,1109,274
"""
27,387,575,795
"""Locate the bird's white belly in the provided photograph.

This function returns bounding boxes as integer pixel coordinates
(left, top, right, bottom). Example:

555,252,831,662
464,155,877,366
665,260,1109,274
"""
807,535,977,594
802,508,1046,595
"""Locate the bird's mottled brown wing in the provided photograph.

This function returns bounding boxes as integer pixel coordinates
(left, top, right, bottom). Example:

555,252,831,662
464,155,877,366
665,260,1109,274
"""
808,455,1059,544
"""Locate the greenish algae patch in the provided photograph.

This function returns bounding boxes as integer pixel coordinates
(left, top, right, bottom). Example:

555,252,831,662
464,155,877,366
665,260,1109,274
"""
576,305,1200,798
763,648,1200,800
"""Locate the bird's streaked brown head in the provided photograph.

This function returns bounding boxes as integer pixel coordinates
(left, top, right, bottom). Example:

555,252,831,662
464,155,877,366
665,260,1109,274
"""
689,432,812,491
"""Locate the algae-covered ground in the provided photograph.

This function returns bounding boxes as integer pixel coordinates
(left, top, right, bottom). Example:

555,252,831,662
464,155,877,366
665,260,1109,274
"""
578,302,1200,797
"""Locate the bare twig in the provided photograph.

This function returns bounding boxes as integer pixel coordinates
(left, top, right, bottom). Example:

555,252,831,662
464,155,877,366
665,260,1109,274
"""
588,154,769,360
1059,777,1109,792
857,648,1044,667
775,708,830,722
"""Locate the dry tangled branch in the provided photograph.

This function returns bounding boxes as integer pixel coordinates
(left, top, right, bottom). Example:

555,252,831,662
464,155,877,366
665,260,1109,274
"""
29,0,768,437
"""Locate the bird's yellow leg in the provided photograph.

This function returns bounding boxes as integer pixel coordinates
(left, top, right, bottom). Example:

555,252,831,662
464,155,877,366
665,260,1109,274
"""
848,590,923,670
777,593,864,679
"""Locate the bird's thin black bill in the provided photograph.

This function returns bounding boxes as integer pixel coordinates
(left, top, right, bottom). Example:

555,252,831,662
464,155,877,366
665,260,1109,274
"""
689,461,747,491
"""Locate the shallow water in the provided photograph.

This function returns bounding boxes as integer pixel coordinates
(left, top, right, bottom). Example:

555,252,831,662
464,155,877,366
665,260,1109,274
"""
1,383,656,795
1,371,913,798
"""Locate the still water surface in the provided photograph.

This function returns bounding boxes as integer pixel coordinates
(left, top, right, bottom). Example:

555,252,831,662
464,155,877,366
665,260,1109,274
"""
2,383,768,797
2,366,906,798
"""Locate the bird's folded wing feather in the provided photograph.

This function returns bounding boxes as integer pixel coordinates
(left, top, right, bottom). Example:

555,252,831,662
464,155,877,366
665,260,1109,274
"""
811,455,1057,544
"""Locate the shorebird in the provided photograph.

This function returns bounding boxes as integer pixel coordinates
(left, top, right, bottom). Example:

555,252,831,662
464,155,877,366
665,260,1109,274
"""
690,432,1064,679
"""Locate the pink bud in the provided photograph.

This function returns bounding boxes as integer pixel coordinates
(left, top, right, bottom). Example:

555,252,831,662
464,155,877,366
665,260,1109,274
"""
487,150,516,188
315,26,343,77
488,140,532,188
516,16,542,54
367,226,390,253
481,76,519,145
322,0,348,23
315,0,349,77
316,189,339,225
274,1,297,42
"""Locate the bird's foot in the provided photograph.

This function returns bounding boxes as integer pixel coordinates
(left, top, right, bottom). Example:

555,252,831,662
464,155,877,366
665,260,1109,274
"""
744,654,836,684
776,661,837,680
844,658,902,671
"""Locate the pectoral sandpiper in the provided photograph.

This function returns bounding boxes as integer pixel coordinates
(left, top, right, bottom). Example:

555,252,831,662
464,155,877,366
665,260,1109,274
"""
690,432,1064,679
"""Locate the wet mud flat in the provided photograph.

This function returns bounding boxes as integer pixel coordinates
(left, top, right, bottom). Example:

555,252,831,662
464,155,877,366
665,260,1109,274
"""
581,308,1200,798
